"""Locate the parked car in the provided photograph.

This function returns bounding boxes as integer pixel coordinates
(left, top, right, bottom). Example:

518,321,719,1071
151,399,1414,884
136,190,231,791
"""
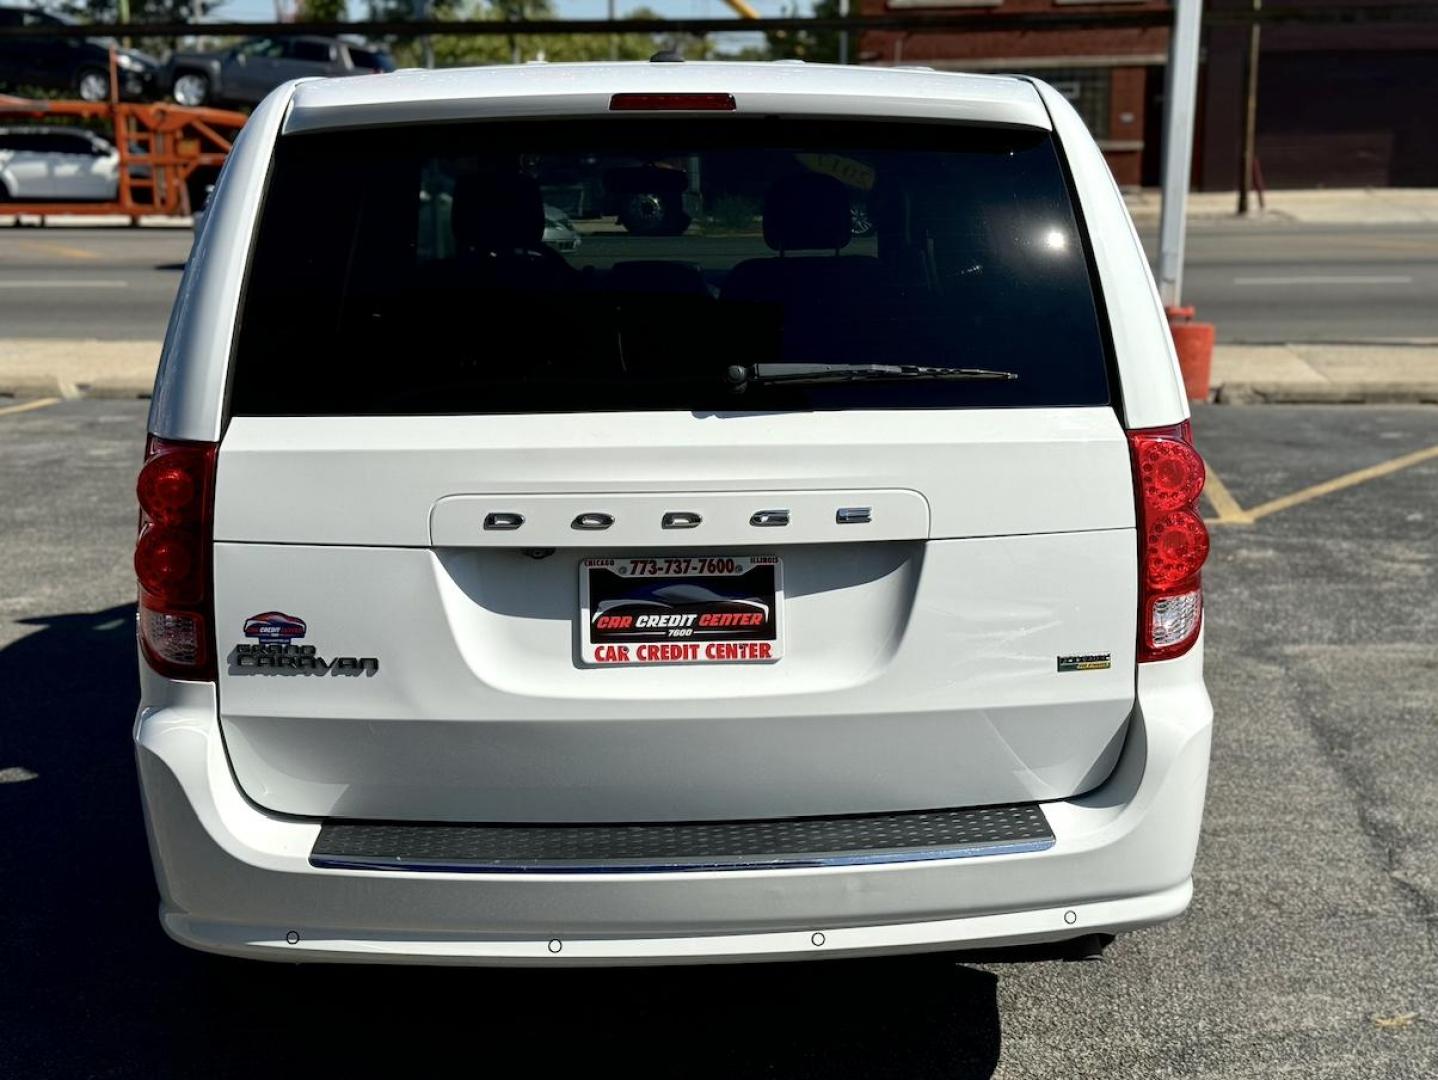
540,159,697,236
136,62,1212,967
0,6,158,101
161,36,394,108
542,204,580,252
0,126,117,200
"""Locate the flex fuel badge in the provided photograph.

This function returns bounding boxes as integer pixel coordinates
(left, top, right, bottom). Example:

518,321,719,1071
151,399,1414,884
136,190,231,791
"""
234,612,378,675
1058,653,1112,673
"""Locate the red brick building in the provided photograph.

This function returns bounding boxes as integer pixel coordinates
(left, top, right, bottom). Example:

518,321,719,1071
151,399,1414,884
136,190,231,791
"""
858,0,1171,188
1199,0,1438,190
857,0,1438,191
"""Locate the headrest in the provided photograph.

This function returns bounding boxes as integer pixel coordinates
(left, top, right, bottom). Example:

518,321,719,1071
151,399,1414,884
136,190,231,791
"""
450,171,545,254
763,173,852,253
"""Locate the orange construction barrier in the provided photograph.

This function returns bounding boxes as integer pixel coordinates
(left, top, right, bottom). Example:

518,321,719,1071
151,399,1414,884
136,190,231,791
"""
0,50,246,221
1166,305,1215,403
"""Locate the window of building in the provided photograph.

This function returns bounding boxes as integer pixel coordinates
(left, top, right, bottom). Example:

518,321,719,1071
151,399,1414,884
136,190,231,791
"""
1031,68,1111,140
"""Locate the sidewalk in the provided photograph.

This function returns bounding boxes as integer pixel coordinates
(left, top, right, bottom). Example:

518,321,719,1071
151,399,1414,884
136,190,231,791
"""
9,190,1438,232
1212,342,1438,405
0,339,161,400
11,190,1438,229
3,339,1436,406
1124,187,1438,226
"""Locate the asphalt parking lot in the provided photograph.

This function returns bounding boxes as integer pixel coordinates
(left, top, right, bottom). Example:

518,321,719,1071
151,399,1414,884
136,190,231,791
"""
1,398,1436,1079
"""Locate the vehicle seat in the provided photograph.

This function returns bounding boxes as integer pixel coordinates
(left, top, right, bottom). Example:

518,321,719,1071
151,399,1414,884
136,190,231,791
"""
448,170,577,292
719,173,884,358
599,261,715,377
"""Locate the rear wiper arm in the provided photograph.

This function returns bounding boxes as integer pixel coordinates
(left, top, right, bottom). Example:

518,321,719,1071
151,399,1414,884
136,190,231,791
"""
726,363,1019,389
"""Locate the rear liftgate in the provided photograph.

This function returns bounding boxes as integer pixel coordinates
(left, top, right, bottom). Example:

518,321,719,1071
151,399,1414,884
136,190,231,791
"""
212,407,1141,826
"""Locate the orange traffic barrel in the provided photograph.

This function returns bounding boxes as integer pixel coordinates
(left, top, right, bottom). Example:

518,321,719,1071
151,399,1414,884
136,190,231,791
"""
1167,305,1215,403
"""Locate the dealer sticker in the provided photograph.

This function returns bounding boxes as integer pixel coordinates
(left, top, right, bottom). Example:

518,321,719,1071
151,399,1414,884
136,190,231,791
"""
579,555,783,666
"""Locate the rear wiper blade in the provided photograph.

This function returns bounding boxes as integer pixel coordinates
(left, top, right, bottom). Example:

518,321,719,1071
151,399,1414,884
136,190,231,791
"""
726,363,1019,389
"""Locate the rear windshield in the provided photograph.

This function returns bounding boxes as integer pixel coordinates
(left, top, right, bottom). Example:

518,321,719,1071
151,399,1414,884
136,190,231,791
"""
231,118,1109,416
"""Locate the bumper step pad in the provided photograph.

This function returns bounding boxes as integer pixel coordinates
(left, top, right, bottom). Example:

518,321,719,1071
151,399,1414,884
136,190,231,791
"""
310,803,1054,874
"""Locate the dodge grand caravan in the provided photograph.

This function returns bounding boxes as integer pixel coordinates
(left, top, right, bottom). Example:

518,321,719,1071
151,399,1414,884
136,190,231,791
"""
134,62,1213,965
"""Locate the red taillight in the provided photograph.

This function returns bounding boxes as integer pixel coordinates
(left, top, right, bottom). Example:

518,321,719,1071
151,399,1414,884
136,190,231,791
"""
135,527,198,599
136,459,199,523
1128,421,1209,662
136,436,217,680
609,93,736,112
1145,509,1210,589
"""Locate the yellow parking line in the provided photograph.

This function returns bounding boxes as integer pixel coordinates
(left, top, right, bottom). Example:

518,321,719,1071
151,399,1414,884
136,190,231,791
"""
13,239,100,261
1203,464,1254,525
0,396,60,417
1245,443,1438,522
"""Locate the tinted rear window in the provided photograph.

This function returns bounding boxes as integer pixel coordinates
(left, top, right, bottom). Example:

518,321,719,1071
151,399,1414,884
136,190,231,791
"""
231,119,1109,416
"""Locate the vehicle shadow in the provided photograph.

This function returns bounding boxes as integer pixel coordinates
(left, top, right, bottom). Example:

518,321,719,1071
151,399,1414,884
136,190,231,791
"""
0,604,1003,1079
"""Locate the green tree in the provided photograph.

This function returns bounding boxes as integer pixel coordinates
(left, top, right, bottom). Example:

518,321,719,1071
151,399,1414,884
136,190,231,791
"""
717,43,772,61
49,0,224,22
388,0,668,68
367,0,464,19
765,0,838,64
300,0,349,21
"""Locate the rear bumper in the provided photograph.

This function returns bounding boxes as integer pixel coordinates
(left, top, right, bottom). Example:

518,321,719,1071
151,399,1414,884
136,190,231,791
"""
134,646,1212,966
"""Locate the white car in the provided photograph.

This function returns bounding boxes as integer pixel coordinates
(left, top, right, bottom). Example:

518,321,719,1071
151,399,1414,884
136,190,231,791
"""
137,61,1213,966
0,126,117,201
542,203,581,252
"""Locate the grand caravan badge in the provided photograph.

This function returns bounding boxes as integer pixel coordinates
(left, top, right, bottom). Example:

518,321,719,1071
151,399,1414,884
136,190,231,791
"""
234,612,378,675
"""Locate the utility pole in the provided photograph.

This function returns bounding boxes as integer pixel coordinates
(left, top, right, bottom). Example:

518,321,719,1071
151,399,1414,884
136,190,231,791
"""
1237,0,1262,215
838,0,849,65
1156,0,1203,308
509,0,524,65
414,0,435,69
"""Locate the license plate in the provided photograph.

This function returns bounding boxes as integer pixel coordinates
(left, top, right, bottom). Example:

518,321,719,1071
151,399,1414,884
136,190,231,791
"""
580,555,782,666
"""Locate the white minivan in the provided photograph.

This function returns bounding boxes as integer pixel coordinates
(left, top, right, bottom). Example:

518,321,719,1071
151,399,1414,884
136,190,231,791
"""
135,61,1213,966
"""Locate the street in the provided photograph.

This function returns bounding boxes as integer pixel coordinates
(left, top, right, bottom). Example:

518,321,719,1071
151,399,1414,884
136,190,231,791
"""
1141,222,1438,343
1,221,1436,344
2,398,1435,1078
0,228,189,341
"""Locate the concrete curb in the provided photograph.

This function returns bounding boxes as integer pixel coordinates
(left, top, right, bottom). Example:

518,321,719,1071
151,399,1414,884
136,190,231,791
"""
0,215,194,229
1216,382,1438,405
0,374,155,399
0,339,159,401
4,341,1438,407
1209,343,1438,406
